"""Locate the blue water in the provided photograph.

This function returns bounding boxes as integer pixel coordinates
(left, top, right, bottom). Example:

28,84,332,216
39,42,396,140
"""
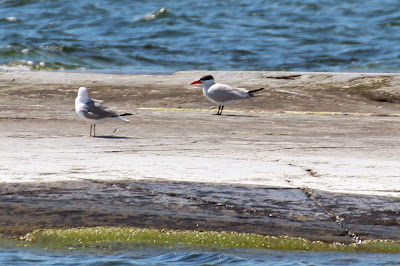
1,242,399,266
1,0,400,73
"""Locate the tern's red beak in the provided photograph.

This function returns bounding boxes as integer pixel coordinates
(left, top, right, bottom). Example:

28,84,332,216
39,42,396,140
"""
190,80,201,85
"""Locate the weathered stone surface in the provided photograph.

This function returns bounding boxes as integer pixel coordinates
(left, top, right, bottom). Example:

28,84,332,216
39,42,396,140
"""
0,71,399,243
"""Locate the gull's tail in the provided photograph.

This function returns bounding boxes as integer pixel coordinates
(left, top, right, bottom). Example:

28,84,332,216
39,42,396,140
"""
112,113,133,123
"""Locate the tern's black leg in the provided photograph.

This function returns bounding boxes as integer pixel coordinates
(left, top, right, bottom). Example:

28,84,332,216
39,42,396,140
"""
216,105,223,115
90,124,93,136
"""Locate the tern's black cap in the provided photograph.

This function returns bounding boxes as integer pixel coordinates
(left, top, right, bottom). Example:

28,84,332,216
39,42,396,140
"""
199,75,214,81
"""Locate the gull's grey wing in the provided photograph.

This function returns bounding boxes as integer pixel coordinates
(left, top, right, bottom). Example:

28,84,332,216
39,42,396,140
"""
81,99,119,120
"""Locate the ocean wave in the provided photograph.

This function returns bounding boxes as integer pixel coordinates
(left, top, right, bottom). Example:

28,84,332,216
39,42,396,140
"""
134,7,170,22
1,0,400,73
0,63,31,71
3,60,85,71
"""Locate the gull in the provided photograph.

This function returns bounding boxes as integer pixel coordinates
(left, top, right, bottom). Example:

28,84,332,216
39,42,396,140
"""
190,75,264,115
75,87,133,136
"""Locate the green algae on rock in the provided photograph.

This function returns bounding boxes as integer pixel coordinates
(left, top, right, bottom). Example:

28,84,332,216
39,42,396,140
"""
21,227,400,253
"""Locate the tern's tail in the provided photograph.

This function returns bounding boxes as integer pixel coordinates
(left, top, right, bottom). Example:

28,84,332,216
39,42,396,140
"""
249,88,264,94
120,113,133,116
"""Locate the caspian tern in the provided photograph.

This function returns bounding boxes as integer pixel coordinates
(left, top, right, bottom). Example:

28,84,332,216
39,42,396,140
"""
75,87,133,136
190,75,264,115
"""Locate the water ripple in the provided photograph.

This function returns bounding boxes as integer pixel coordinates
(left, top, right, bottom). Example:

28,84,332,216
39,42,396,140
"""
0,243,399,266
1,0,400,73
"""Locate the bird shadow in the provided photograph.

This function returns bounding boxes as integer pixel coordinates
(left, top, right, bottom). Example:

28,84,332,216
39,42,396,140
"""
91,135,134,139
215,114,259,118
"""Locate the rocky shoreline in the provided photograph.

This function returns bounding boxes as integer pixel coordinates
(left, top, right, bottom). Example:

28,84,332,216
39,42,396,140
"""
0,71,399,243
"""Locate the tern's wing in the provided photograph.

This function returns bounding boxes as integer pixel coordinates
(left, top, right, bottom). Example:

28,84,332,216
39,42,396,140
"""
207,83,251,102
82,99,119,120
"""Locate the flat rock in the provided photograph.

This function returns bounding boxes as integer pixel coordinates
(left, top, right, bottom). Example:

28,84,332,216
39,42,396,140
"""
0,71,399,243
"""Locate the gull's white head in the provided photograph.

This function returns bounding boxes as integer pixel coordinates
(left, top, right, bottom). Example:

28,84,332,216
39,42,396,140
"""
78,87,88,97
76,87,90,102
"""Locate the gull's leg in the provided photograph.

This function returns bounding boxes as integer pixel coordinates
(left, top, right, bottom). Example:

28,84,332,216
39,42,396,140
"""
93,124,96,137
89,124,93,136
220,105,224,115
